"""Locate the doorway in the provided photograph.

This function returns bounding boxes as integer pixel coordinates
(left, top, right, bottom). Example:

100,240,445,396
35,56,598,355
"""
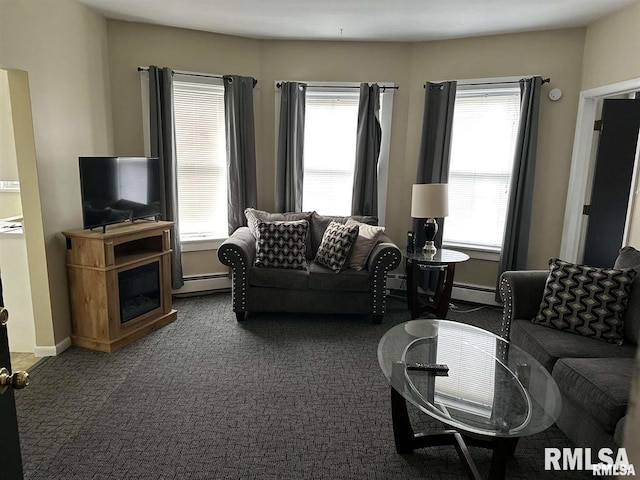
582,98,640,267
560,77,640,263
0,68,50,371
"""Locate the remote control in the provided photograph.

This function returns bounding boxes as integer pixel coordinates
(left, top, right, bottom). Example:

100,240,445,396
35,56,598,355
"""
406,363,449,375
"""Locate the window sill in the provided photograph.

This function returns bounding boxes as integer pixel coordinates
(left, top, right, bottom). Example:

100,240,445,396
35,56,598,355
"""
442,243,501,262
180,237,227,252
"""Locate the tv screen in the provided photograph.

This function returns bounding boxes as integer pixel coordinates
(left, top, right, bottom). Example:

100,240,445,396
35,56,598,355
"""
79,156,162,230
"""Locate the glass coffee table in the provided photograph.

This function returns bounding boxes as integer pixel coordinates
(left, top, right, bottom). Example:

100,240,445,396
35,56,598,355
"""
378,320,562,480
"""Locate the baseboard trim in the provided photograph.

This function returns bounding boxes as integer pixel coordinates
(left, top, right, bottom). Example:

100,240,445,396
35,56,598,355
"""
451,283,500,306
173,274,231,295
34,336,72,357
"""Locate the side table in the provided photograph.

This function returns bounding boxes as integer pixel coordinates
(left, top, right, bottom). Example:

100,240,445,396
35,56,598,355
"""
404,248,469,319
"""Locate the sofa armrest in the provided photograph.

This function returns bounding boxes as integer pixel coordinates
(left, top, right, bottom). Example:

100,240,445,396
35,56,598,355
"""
217,227,256,313
499,270,548,340
367,234,402,315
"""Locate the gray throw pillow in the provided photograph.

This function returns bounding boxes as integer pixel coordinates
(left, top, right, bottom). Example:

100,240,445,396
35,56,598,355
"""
254,220,309,270
314,221,359,273
533,258,636,344
345,218,385,271
309,212,378,258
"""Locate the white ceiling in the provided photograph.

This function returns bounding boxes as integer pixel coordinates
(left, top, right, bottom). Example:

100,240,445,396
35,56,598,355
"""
78,0,638,42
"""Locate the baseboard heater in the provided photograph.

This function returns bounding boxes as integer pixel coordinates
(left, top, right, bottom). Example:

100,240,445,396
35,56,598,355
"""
451,283,500,306
173,273,231,296
386,274,500,307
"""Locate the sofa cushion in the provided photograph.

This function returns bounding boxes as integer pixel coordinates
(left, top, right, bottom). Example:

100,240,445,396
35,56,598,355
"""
510,319,637,372
553,358,635,435
314,221,359,273
254,220,309,270
614,246,640,345
308,261,370,292
614,416,627,446
245,208,313,258
345,218,385,271
249,265,309,290
533,258,636,344
310,212,377,258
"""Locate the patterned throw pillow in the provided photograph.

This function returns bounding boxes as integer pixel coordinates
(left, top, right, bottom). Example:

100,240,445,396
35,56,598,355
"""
254,220,309,270
314,221,359,273
245,208,313,258
533,258,637,344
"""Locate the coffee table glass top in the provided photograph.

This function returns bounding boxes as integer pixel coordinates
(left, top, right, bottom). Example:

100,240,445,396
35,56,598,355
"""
378,320,562,438
404,248,469,265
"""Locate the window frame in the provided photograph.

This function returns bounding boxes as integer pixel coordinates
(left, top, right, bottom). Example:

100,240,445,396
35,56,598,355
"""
140,70,229,245
441,80,522,259
274,80,395,224
302,87,361,216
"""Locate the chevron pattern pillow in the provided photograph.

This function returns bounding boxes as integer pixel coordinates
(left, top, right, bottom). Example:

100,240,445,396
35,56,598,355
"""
254,220,309,270
533,258,637,344
314,221,359,273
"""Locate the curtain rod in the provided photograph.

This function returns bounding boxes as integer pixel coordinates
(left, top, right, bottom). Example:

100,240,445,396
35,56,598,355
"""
137,67,258,86
276,82,399,92
423,77,550,88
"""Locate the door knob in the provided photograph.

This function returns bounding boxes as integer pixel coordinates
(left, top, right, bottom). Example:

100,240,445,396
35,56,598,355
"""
0,367,30,394
0,307,8,326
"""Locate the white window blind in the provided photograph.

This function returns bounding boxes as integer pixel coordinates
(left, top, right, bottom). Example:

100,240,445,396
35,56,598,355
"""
302,91,359,215
173,79,228,241
443,86,521,250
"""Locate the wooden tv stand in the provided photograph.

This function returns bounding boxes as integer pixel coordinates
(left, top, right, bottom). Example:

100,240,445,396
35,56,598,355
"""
63,221,177,353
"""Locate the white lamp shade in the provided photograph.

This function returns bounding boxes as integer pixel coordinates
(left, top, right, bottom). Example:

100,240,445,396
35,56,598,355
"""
411,183,449,218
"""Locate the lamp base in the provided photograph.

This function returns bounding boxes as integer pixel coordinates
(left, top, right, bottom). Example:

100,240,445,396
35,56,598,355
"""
423,218,438,256
423,241,437,256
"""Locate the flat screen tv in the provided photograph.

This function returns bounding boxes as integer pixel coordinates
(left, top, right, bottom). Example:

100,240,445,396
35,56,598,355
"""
79,156,162,230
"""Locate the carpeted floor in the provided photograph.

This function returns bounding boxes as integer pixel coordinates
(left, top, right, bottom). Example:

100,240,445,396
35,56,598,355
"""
15,293,591,479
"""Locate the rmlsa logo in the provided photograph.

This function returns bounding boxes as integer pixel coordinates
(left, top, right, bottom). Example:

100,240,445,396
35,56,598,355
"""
545,448,636,476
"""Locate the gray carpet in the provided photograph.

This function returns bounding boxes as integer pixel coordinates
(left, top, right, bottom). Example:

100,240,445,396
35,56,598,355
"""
15,294,591,479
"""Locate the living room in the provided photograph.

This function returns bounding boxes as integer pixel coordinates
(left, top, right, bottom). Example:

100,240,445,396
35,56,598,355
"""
1,0,640,477
1,0,639,352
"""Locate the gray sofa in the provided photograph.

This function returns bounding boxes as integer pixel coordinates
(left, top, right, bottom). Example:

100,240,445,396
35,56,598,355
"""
499,247,640,451
217,212,402,323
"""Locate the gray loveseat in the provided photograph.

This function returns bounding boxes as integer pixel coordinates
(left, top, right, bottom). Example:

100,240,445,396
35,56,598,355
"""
218,211,402,323
499,247,640,452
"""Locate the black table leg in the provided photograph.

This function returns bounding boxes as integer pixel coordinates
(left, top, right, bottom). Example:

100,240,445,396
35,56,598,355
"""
389,386,518,480
391,386,415,454
488,437,518,480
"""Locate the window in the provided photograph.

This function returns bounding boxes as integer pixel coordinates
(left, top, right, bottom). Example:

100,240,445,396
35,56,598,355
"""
302,90,360,215
173,77,228,241
443,85,521,251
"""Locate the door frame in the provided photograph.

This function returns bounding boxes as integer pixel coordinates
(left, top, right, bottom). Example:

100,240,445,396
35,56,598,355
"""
560,76,640,262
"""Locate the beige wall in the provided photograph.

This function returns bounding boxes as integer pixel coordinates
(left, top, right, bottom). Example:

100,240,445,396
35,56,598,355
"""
0,70,22,219
581,2,640,91
3,69,54,349
0,0,114,347
107,22,586,286
0,70,19,182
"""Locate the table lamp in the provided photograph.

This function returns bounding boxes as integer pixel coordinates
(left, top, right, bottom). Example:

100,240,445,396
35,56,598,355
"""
410,183,449,255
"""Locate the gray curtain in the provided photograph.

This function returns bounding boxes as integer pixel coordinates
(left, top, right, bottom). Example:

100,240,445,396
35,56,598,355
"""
223,75,258,234
352,83,382,216
148,66,184,289
412,81,457,250
497,76,543,294
276,82,307,212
